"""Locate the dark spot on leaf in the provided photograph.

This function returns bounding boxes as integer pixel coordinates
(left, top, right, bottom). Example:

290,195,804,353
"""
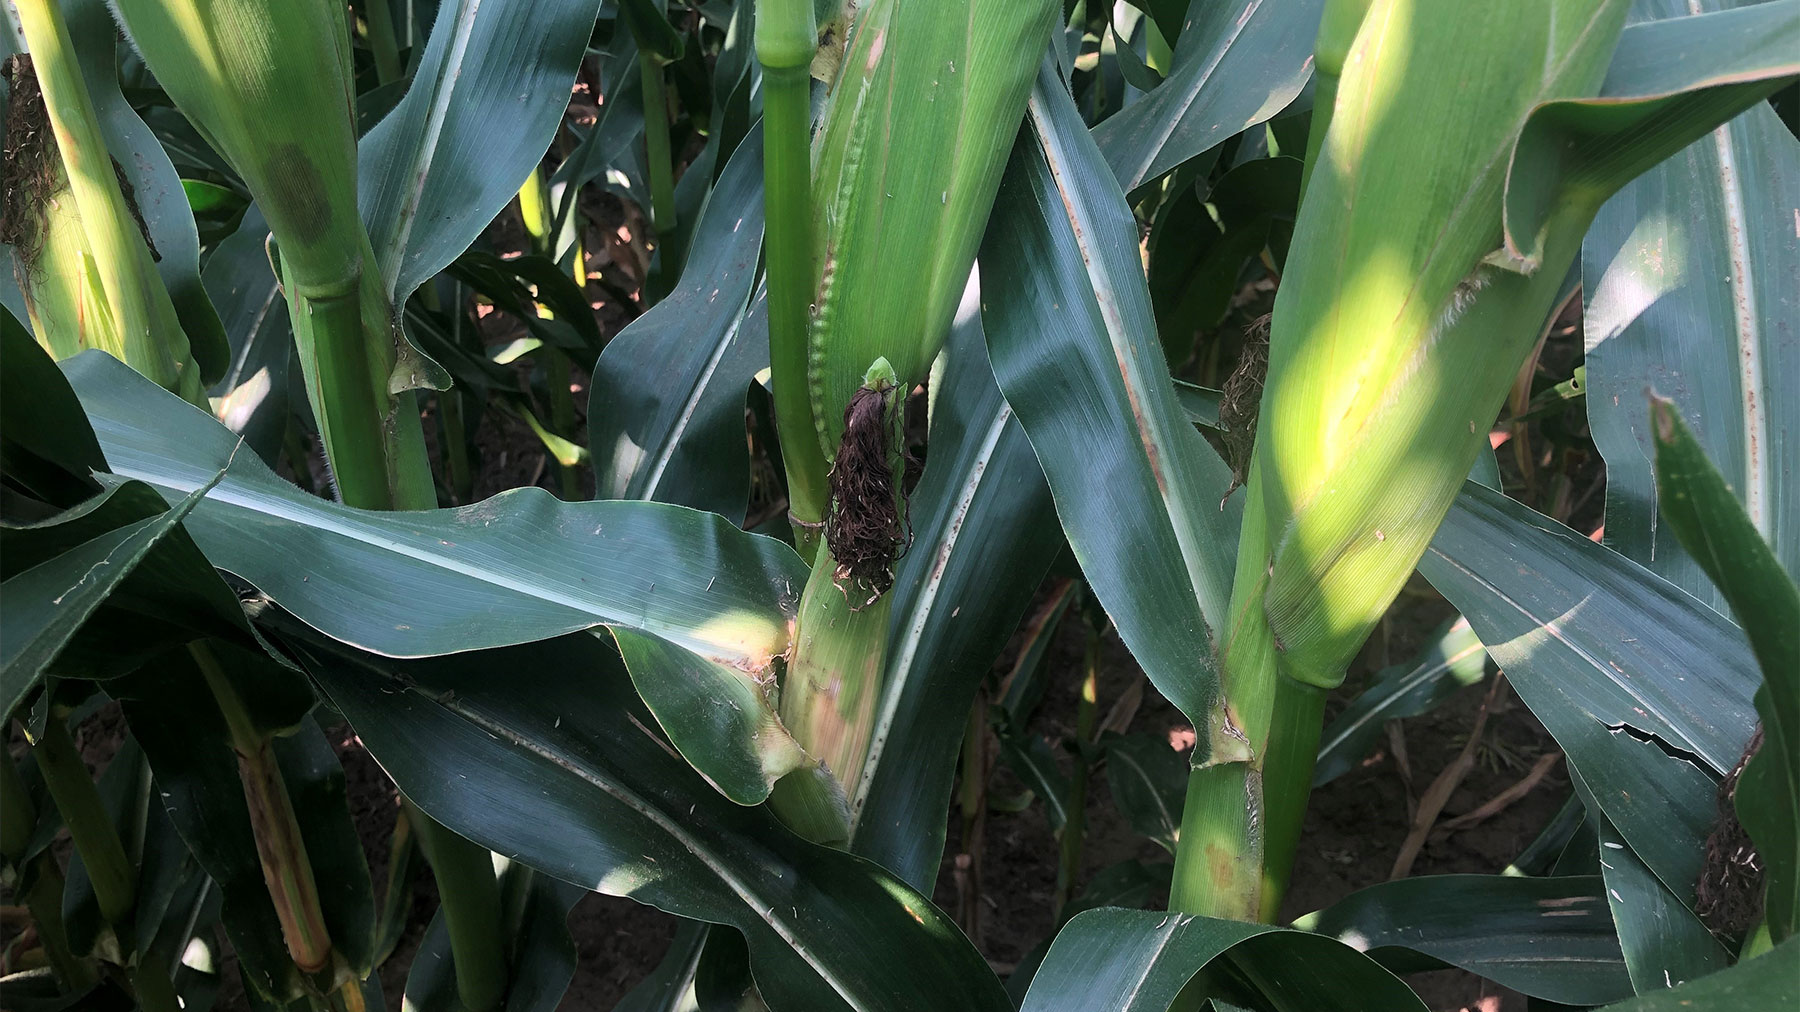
258,142,333,246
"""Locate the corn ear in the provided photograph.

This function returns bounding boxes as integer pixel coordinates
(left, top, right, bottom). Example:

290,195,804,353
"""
9,139,102,359
762,1,1052,844
7,7,202,403
806,0,1055,455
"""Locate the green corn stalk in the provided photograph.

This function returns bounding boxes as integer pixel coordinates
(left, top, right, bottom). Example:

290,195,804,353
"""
1170,0,1636,921
105,3,505,1000
109,0,435,511
0,747,95,991
1171,0,1796,922
759,0,1055,843
756,0,830,551
7,2,204,404
31,707,136,927
407,800,507,1012
620,0,681,242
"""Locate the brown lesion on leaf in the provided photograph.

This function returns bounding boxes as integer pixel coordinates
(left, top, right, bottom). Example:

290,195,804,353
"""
258,141,333,247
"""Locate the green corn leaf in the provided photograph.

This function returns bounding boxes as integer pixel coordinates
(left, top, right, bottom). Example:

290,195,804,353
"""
1594,935,1800,1010
1423,484,1757,846
0,469,224,721
359,0,606,308
1505,1,1800,271
1652,397,1800,942
1018,908,1427,1012
588,128,768,519
1093,0,1323,193
983,61,1241,755
1583,0,1800,615
1583,799,1727,992
1297,875,1631,1005
1419,482,1762,984
61,350,815,807
300,632,1013,1012
806,0,1056,453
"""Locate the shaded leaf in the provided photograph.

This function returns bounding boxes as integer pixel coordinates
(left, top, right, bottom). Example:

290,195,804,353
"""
1651,397,1800,941
63,351,812,805
1595,935,1799,1009
1298,874,1631,1005
0,320,105,507
984,63,1240,747
1102,732,1187,854
1,470,222,720
1314,618,1487,786
360,0,606,304
1019,907,1426,1011
587,128,766,520
997,733,1069,832
299,632,1011,1012
1092,0,1323,193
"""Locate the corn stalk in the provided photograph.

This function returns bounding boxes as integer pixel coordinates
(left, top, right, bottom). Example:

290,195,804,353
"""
109,0,434,512
1170,0,1797,922
104,2,508,1006
758,0,1055,841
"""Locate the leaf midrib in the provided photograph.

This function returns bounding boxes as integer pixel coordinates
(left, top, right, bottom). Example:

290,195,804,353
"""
93,419,776,665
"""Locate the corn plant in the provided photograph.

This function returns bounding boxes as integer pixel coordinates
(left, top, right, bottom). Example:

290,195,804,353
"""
2,0,1797,1010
